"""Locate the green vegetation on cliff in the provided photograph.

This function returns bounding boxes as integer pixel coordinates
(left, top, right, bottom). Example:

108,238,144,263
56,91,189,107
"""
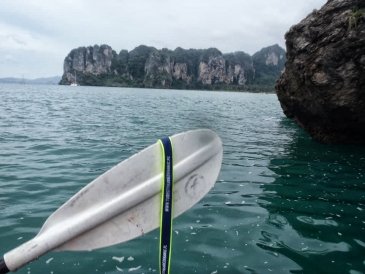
253,44,286,86
60,44,286,92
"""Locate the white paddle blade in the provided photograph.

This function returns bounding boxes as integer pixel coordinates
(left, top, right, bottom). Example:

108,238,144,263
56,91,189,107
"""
4,129,222,271
56,129,223,250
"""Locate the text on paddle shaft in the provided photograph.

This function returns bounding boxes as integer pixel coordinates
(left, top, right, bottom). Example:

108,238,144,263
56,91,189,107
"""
161,244,168,274
164,156,171,213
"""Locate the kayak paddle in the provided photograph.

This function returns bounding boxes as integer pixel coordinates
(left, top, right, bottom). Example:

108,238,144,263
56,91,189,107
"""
0,129,223,273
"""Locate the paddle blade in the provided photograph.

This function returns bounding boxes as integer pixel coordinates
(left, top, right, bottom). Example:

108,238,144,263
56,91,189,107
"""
46,129,222,251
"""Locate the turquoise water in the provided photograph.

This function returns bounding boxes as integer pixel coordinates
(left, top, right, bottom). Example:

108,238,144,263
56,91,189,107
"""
0,85,364,274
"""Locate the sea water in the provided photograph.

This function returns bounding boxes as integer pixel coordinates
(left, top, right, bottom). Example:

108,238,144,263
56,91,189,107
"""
0,85,364,274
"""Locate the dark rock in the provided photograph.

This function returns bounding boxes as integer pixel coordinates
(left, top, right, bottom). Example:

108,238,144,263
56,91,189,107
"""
276,0,365,144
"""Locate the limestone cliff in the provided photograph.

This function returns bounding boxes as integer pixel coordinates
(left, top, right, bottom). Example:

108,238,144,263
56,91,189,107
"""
60,44,285,91
276,0,365,144
61,45,115,84
253,44,286,85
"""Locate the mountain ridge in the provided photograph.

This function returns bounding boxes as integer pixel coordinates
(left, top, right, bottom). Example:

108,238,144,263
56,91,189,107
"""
0,76,61,85
60,44,285,91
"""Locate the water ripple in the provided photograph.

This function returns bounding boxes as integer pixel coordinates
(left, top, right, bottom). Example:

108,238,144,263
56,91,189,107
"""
0,85,364,274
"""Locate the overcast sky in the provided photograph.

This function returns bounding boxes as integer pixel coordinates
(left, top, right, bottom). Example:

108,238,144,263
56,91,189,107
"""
0,0,326,78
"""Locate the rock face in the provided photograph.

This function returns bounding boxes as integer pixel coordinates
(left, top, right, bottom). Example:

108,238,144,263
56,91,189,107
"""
61,45,115,84
276,0,365,144
253,45,286,85
60,44,285,91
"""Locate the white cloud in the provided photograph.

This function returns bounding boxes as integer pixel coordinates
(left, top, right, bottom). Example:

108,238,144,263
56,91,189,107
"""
0,0,327,78
0,22,69,55
0,23,43,51
0,22,68,78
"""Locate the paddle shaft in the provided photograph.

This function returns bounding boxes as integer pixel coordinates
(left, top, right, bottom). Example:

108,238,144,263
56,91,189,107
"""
0,258,9,274
159,137,174,274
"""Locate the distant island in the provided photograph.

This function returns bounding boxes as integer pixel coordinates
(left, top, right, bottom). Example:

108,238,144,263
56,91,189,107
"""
60,44,285,92
0,76,61,85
